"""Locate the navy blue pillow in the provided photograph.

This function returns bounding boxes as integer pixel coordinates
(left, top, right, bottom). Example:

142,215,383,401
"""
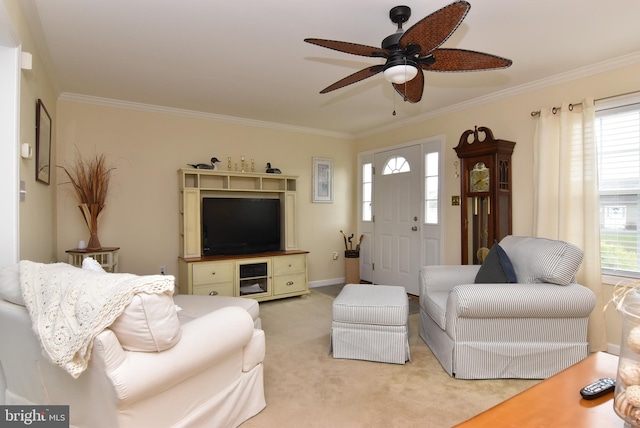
494,242,517,283
474,242,518,283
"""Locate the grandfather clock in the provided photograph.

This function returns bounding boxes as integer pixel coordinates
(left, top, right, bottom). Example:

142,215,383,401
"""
454,126,515,265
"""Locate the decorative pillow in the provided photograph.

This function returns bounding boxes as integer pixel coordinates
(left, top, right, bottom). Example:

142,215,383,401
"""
499,235,584,285
494,242,518,283
109,292,182,352
0,264,25,306
82,257,106,273
475,242,517,283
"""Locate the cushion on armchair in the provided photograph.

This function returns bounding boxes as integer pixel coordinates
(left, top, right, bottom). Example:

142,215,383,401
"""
109,292,182,352
81,259,182,352
474,242,517,283
499,236,583,285
0,264,24,305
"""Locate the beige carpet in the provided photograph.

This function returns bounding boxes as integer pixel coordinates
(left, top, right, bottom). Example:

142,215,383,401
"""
241,290,539,428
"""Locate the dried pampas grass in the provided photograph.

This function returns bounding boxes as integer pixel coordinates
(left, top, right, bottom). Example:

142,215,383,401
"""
60,153,113,209
60,153,115,249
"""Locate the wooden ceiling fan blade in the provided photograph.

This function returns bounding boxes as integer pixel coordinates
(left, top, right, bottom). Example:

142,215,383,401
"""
424,48,513,72
320,65,384,94
392,68,424,103
399,1,470,56
305,38,389,58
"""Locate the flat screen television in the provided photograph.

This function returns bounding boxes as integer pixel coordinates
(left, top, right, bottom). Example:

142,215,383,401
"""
202,197,281,256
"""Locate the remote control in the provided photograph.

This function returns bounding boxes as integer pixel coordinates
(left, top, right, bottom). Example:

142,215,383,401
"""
580,377,616,400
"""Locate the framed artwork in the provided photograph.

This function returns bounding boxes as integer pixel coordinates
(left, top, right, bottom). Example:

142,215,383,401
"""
36,99,52,184
312,157,333,203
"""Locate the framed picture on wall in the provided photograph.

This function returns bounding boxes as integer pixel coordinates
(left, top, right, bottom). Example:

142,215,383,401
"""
36,99,52,185
312,157,333,203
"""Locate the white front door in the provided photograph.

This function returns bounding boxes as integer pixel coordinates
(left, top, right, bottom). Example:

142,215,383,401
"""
373,145,422,294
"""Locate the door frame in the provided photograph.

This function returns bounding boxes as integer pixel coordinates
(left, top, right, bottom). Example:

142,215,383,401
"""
0,3,21,268
357,135,445,288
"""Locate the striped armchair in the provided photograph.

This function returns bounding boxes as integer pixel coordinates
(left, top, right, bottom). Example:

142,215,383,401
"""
419,236,596,379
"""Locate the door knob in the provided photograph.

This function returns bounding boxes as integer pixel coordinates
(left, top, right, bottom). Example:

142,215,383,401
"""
411,226,419,231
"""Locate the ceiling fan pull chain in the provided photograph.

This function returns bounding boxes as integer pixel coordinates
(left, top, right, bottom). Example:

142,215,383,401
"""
392,91,397,116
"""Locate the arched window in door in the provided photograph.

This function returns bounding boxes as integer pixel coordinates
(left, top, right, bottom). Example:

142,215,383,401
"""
382,156,410,175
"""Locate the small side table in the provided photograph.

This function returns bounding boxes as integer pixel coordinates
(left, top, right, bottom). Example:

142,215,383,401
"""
66,247,120,272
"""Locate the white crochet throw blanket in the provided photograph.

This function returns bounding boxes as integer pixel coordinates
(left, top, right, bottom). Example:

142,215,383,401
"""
19,260,175,378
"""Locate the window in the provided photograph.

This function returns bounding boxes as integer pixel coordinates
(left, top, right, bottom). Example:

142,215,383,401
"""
382,156,410,175
424,152,439,224
596,95,640,276
362,163,372,221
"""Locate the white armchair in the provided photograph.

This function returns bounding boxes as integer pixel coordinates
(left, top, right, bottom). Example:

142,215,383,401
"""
419,236,596,380
0,263,265,428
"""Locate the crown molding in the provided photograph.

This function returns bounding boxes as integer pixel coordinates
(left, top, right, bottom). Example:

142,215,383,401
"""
57,92,354,140
355,51,640,139
58,51,640,141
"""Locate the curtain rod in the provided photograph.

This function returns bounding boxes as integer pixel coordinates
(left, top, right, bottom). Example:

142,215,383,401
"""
530,102,580,117
530,91,640,117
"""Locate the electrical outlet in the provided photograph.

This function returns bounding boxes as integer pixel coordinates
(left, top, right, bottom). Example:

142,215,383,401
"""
159,265,166,275
332,252,339,260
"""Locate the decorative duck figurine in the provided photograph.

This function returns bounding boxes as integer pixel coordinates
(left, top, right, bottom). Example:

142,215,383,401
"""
266,162,281,174
189,157,220,170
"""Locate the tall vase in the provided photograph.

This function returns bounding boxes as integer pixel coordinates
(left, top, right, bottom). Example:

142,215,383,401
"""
80,203,102,250
614,291,640,427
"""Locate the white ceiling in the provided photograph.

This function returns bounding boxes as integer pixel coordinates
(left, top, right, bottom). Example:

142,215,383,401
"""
22,0,640,138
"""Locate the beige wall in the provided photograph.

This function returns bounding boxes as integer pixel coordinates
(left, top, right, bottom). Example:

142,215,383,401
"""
355,63,640,266
55,101,355,285
4,0,58,263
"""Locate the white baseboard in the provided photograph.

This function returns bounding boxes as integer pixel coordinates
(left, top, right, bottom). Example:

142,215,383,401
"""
607,343,620,356
309,278,344,288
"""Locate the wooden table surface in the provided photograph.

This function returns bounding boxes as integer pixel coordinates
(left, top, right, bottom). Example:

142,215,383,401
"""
455,352,622,427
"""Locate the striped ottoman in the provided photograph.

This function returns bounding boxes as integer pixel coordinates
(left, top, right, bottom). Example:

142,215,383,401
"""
331,284,410,364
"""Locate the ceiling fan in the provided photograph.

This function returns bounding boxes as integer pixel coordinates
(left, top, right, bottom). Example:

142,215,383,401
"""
304,0,512,103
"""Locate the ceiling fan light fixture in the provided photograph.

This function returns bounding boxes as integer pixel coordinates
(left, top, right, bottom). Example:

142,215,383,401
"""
305,1,511,102
383,63,418,84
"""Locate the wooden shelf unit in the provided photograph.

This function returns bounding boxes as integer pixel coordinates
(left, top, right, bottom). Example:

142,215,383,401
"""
180,169,297,193
178,169,308,301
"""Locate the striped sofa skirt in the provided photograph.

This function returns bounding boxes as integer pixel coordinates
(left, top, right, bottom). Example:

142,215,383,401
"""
331,284,410,364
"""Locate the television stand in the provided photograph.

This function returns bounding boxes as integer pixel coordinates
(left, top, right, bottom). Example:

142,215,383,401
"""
177,169,307,301
178,250,309,302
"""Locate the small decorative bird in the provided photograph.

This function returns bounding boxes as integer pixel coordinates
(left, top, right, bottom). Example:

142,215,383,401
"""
266,162,281,174
188,157,220,170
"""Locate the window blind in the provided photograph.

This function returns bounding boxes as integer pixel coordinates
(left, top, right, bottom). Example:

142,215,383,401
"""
596,102,640,276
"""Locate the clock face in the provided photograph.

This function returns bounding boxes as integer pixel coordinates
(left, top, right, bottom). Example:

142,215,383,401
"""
470,162,490,192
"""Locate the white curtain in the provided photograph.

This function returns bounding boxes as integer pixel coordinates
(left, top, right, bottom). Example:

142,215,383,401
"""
533,98,607,352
